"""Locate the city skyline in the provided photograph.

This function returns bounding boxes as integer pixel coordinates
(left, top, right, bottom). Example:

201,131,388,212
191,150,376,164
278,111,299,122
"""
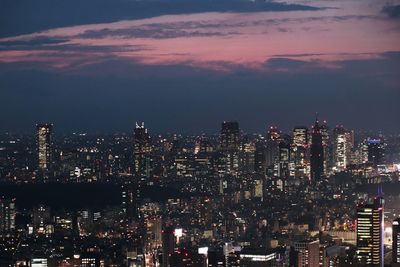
0,0,399,266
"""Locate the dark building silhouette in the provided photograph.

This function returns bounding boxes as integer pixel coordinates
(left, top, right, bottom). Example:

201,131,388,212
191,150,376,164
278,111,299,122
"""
367,138,386,166
310,118,324,180
162,226,175,267
134,122,153,180
219,121,240,176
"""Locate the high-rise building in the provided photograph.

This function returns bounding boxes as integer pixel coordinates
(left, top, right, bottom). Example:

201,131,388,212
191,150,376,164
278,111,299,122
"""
134,122,153,179
240,139,255,174
266,126,281,167
293,127,308,148
121,183,138,222
356,191,384,266
254,141,267,175
162,226,175,267
36,123,53,171
367,138,386,167
310,118,324,180
393,218,400,266
275,135,292,180
0,197,16,234
320,121,331,175
332,126,353,171
220,121,240,176
292,126,308,177
220,121,240,151
294,240,320,267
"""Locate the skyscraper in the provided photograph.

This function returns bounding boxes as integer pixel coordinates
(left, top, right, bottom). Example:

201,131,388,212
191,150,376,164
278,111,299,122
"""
162,226,175,267
393,218,400,266
333,126,353,172
320,121,331,175
294,240,320,267
310,118,324,181
36,123,53,171
219,121,240,176
266,126,281,167
0,197,16,234
292,126,308,177
367,138,386,167
220,121,240,151
134,122,153,179
356,190,384,266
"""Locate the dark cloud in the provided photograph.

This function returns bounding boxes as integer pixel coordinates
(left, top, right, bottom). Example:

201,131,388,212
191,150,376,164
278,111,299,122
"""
382,5,400,18
0,37,69,47
78,27,239,39
264,57,323,72
0,0,319,38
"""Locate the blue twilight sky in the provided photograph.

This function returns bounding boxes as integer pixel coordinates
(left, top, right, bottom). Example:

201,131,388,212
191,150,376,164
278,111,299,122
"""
0,0,399,134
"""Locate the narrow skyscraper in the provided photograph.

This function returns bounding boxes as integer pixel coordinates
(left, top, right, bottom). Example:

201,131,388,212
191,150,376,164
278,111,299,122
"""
36,123,53,171
133,122,153,180
310,117,324,180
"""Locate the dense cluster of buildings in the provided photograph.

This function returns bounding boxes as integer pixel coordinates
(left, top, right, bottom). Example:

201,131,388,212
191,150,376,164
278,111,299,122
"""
0,118,399,266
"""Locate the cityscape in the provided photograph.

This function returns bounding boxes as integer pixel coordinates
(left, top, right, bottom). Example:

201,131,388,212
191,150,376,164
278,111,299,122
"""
0,119,399,266
1,0,400,266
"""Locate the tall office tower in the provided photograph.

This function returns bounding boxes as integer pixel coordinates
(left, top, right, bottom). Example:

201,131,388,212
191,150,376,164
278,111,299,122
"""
275,135,292,179
292,127,308,177
36,123,53,171
240,139,255,174
220,121,240,176
0,197,16,233
310,118,324,181
220,121,240,150
293,126,308,147
162,226,175,267
294,240,320,267
393,218,400,266
367,138,386,167
266,126,281,167
134,122,153,179
121,184,138,222
254,141,267,174
392,218,400,267
356,191,384,266
320,121,331,175
333,126,354,172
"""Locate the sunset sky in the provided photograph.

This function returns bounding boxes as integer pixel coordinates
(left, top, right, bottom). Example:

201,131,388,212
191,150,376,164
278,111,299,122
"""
1,0,399,133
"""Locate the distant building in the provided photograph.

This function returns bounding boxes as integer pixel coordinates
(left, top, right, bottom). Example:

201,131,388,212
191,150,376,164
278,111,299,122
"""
266,126,281,167
320,121,331,175
0,197,16,233
36,123,53,171
333,126,353,172
367,138,386,166
162,226,175,267
393,218,400,266
294,240,320,267
356,191,384,266
292,126,309,178
310,118,324,180
219,121,240,176
134,122,153,180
